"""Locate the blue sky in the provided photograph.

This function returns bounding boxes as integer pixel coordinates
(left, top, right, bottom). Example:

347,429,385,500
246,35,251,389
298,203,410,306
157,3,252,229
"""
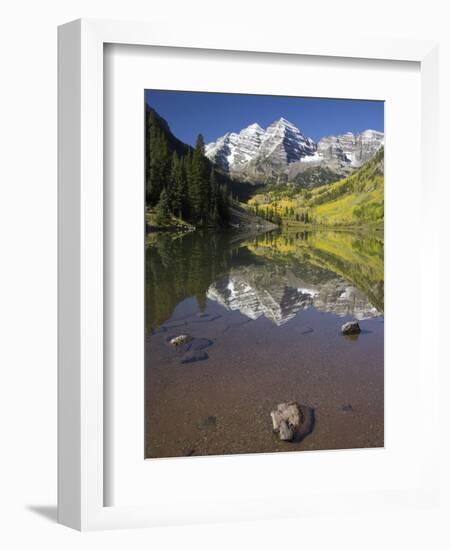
145,90,384,146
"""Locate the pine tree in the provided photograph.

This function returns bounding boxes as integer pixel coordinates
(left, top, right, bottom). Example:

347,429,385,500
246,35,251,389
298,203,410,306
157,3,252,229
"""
146,108,232,227
189,134,209,223
155,188,171,226
209,168,217,214
146,113,171,206
184,151,193,219
170,152,185,219
218,185,230,223
209,168,222,225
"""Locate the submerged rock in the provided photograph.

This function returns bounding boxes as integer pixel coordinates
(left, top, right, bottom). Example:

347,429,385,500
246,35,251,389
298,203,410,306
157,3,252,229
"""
180,349,208,363
169,334,193,346
341,321,361,335
199,415,217,429
189,338,213,351
173,337,214,364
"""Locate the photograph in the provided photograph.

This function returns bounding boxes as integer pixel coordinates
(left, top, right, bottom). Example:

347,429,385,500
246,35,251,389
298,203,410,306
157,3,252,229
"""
144,90,384,459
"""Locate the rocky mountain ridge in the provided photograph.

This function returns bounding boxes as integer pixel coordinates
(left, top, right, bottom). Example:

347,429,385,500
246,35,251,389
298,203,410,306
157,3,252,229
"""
205,118,384,185
317,129,384,167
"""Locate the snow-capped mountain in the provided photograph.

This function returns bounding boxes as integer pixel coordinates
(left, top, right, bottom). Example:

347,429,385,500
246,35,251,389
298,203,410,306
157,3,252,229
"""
205,119,384,184
253,118,317,166
206,117,317,183
204,122,265,173
317,129,384,167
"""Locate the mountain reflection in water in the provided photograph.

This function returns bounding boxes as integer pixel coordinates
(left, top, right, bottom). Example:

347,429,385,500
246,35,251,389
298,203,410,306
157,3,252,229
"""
145,228,384,330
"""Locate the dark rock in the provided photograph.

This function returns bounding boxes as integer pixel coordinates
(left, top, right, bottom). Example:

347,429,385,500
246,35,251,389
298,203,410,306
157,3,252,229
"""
171,337,214,363
180,349,208,364
199,416,217,429
189,338,213,351
341,404,353,412
341,321,361,335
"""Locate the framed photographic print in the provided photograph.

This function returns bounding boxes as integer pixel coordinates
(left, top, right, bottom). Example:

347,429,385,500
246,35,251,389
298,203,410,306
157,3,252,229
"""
144,90,385,459
58,19,440,530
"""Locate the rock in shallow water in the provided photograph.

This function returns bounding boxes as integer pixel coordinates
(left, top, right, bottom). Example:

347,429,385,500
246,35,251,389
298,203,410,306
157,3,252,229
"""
169,334,193,346
271,401,303,442
278,420,295,441
341,321,361,335
271,402,315,442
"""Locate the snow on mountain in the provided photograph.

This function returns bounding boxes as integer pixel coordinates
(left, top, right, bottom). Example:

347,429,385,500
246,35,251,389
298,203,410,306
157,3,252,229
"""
206,117,318,182
317,129,384,167
205,122,265,173
253,117,317,165
205,119,384,183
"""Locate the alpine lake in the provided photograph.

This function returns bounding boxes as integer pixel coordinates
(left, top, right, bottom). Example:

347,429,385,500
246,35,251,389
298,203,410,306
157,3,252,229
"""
145,227,384,458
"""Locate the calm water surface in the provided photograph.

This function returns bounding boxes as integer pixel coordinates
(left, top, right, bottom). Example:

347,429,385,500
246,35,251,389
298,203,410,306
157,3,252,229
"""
145,229,384,458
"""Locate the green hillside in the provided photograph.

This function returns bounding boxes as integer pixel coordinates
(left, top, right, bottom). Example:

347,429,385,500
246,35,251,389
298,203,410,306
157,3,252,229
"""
309,148,384,225
248,148,384,227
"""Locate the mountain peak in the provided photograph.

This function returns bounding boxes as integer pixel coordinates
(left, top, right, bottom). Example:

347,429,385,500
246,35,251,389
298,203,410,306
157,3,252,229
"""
361,128,384,137
272,117,297,129
240,122,265,135
246,122,264,131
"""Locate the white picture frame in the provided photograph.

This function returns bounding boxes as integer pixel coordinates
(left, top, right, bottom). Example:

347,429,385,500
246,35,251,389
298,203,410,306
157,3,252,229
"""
58,18,440,531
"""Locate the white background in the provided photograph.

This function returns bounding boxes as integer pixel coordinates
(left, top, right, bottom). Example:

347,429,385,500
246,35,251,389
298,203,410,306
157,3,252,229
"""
1,1,449,549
